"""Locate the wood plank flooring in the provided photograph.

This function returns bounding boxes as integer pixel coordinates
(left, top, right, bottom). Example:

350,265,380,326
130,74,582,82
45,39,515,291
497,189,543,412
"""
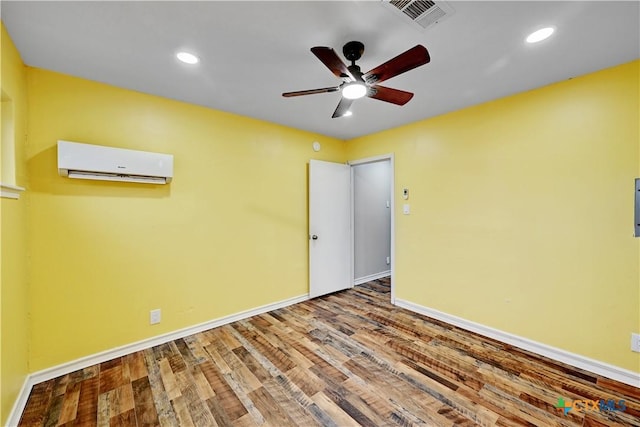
17,278,640,426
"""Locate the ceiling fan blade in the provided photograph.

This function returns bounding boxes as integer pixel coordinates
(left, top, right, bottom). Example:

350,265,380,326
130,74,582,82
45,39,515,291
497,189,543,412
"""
364,45,430,85
332,97,354,118
311,47,354,80
282,87,340,97
368,85,414,105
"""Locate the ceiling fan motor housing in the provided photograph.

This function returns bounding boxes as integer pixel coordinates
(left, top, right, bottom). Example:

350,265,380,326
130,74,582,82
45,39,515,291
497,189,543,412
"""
347,64,364,82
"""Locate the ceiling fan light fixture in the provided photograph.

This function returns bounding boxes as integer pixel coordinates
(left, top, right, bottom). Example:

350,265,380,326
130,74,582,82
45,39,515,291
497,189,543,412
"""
526,27,554,43
342,82,367,100
283,41,429,118
176,51,199,64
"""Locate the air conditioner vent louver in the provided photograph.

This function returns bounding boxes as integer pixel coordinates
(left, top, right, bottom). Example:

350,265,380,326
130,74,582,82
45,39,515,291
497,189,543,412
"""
401,0,436,20
390,0,413,11
383,0,454,31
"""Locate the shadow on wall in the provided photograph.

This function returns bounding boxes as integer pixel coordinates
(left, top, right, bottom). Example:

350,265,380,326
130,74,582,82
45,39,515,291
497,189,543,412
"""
27,145,171,198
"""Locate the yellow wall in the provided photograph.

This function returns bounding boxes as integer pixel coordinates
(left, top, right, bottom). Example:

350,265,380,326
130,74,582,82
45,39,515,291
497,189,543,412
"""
0,24,30,425
26,68,346,371
347,60,640,373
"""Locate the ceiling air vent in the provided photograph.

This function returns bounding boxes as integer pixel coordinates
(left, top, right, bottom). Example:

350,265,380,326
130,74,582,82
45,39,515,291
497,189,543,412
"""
382,0,455,31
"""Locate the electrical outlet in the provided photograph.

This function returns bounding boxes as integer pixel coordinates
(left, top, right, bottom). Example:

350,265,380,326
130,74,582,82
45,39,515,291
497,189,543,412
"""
150,309,161,325
631,333,640,353
386,256,390,265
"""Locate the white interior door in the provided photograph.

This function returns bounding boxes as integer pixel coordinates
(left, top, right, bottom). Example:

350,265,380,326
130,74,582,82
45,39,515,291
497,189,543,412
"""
309,159,351,298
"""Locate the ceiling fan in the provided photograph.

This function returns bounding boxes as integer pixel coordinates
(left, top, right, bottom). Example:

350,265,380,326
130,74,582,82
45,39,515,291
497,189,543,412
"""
282,41,430,118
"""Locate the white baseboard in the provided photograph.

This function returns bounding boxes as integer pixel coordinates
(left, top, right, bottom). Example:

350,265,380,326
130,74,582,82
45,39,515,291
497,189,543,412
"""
354,270,391,286
5,377,31,427
395,298,640,388
6,293,309,427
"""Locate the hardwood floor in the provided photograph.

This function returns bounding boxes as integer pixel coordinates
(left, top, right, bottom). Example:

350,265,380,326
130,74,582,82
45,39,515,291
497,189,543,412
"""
18,278,640,426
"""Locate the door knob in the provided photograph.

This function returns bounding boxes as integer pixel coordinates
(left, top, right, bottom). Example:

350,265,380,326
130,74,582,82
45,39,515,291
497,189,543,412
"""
311,235,318,240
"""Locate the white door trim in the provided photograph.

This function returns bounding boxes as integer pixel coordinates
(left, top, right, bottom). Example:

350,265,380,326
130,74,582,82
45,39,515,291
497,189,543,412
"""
348,154,395,303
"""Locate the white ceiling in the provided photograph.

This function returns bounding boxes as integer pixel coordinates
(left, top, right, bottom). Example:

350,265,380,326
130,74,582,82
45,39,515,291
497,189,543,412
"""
2,1,639,140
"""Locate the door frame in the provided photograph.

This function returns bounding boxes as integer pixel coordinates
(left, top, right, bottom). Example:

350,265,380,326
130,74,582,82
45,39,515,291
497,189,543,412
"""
348,154,395,303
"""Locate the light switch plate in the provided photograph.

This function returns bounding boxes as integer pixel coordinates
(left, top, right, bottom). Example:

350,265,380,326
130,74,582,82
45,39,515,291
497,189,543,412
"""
403,204,410,215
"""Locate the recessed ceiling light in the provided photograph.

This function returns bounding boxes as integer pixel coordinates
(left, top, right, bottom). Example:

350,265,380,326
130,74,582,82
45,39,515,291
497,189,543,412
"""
526,27,555,44
343,111,353,117
176,51,199,64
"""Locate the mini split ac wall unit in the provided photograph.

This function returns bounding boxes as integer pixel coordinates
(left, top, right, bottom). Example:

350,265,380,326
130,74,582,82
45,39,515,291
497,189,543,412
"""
57,140,173,184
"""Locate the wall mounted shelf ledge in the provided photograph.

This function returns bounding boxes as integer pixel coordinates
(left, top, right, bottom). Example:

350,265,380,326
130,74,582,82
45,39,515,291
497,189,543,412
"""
1,182,25,199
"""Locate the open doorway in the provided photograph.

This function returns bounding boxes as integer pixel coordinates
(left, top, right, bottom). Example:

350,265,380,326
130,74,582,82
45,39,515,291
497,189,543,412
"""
349,155,394,302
